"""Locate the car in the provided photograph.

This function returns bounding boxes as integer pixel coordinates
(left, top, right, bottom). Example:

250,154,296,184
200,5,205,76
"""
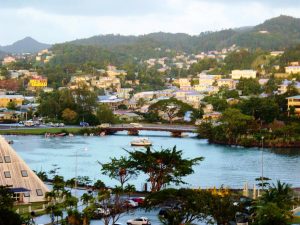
130,123,143,128
123,199,138,208
126,217,151,225
131,197,145,205
94,207,110,216
80,121,89,127
98,123,111,128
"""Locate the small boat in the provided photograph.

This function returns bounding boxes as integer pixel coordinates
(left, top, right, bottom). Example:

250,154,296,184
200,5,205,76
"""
131,138,152,147
100,132,106,136
8,140,14,144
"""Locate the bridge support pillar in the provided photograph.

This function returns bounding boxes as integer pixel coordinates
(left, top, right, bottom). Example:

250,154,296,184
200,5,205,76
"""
171,131,182,137
128,130,139,136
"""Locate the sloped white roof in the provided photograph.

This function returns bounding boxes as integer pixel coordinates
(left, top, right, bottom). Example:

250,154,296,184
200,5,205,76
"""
0,136,49,203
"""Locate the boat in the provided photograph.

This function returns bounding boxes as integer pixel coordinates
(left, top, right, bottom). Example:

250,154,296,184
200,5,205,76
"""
131,138,152,147
8,140,14,144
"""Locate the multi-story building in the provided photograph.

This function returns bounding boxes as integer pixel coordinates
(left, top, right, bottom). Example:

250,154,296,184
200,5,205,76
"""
91,77,121,91
278,80,300,94
287,95,300,116
0,95,24,107
231,70,257,80
2,56,16,65
285,66,300,74
117,88,133,99
217,79,236,89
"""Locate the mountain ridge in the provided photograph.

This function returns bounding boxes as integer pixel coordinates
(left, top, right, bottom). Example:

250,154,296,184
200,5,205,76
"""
0,37,51,54
64,15,300,52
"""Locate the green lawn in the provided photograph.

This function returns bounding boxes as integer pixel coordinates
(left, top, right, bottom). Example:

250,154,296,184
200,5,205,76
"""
0,127,82,135
289,216,300,224
14,201,47,214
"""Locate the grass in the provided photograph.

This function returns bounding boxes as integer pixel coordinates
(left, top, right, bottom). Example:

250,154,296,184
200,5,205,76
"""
0,127,83,135
14,201,47,215
289,216,300,224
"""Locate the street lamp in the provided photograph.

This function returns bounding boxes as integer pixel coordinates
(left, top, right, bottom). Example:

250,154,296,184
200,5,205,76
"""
74,147,88,199
261,136,264,190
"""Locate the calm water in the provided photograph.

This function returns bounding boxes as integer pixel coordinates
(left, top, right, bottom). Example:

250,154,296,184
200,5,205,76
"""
6,132,300,189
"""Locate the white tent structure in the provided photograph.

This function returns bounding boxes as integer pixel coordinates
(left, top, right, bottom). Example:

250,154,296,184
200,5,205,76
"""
0,136,49,203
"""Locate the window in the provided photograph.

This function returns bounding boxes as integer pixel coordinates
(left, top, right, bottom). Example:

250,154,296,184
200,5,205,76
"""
4,156,11,163
0,157,3,163
24,192,30,197
21,170,28,177
4,171,11,178
36,189,43,196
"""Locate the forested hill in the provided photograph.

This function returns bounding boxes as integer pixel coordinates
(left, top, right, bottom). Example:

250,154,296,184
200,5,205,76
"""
65,15,300,53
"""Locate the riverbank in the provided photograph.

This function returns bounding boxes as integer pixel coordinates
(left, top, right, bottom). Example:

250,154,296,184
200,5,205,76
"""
0,127,83,135
205,138,300,148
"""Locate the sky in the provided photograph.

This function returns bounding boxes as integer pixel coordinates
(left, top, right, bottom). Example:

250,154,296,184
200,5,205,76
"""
1,0,300,45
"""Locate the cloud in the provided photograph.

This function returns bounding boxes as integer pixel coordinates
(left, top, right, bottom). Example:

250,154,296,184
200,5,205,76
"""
0,0,300,45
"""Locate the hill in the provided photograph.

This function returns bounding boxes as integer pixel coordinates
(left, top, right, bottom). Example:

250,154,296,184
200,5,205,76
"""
0,50,7,59
65,15,300,53
0,37,51,54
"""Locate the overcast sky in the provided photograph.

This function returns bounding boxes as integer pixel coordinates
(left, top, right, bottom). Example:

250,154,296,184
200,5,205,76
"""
1,0,300,45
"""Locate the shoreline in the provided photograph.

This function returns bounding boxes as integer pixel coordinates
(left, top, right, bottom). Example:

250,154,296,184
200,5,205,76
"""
1,127,300,149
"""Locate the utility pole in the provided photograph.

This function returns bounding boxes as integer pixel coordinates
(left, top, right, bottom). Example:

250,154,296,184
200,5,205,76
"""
261,136,264,190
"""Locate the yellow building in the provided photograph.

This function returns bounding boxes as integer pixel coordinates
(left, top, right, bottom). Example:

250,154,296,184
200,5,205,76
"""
0,95,24,108
178,78,191,88
231,70,257,80
217,79,235,89
287,95,300,116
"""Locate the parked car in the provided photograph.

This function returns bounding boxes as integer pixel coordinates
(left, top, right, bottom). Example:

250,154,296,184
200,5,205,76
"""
94,207,110,216
131,197,145,205
130,123,143,128
24,120,35,127
80,121,89,127
123,199,138,208
127,217,150,225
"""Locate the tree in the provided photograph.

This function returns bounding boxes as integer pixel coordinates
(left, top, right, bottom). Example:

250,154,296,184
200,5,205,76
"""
6,101,17,110
97,188,124,225
62,108,78,123
126,146,204,192
124,184,136,198
149,98,194,124
0,186,15,210
144,188,211,225
0,186,23,225
221,108,254,144
73,84,98,121
253,202,289,225
96,104,115,124
253,181,296,225
81,193,94,206
100,156,137,189
207,188,239,225
238,97,279,124
236,78,262,95
94,180,106,190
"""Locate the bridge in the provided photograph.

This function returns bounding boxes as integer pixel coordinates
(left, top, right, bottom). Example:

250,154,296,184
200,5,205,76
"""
101,124,197,137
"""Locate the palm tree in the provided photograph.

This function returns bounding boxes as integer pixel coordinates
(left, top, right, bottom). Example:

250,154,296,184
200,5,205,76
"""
81,193,94,207
261,180,295,210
